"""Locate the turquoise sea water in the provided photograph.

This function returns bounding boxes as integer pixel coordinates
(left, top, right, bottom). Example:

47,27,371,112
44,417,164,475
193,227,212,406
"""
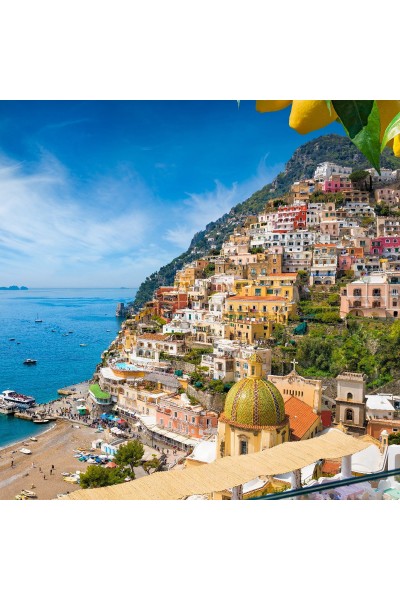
0,288,136,448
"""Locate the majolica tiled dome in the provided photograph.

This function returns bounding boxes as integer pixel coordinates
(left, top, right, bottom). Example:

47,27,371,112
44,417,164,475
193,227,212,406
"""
221,355,285,429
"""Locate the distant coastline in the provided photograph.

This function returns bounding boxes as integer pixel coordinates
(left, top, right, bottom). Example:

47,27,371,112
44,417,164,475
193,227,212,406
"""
0,286,28,290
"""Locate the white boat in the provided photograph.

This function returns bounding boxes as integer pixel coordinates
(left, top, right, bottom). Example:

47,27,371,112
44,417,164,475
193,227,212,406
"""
21,490,37,498
30,437,38,442
79,344,87,347
19,448,32,455
23,358,37,365
34,314,43,323
0,390,36,409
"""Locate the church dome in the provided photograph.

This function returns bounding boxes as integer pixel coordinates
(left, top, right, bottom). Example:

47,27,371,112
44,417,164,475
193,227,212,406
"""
221,355,286,429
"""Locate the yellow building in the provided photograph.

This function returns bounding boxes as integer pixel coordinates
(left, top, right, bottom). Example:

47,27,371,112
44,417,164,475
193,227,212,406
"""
174,260,209,290
233,273,298,306
217,354,290,459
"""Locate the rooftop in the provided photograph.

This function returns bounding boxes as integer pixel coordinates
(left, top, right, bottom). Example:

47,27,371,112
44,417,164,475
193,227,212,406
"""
285,396,320,441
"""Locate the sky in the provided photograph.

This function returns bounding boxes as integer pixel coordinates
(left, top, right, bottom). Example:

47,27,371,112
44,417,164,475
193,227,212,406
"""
0,101,343,287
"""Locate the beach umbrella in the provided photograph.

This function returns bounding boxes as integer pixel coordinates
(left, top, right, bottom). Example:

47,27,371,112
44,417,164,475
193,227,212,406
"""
101,413,108,419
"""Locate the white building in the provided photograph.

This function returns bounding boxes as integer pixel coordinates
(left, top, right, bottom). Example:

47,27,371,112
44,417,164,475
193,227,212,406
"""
366,394,399,421
314,162,352,182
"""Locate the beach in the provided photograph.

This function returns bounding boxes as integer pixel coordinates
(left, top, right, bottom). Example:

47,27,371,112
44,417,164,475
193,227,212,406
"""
0,420,98,500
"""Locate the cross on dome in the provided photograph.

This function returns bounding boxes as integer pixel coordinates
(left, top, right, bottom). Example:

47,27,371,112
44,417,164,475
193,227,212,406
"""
291,358,299,372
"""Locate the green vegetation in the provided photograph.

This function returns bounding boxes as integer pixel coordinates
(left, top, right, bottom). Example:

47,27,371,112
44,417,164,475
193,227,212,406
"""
349,169,369,183
184,347,213,365
115,440,145,475
293,319,400,388
79,465,128,488
203,262,215,277
388,432,400,446
143,455,161,474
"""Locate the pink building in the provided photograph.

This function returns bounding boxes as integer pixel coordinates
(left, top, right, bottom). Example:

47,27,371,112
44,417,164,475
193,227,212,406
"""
370,236,400,257
322,179,352,193
340,271,400,318
156,395,218,439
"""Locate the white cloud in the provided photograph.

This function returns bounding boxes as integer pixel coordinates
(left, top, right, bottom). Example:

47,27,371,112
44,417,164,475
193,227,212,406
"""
164,157,283,249
0,155,166,287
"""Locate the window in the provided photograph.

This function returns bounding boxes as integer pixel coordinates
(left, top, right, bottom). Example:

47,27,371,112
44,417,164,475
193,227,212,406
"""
174,412,177,418
345,408,354,421
347,392,353,400
240,439,248,455
191,417,195,424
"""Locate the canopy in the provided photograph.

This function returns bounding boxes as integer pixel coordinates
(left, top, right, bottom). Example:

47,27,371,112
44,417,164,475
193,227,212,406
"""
110,427,123,434
101,413,109,419
65,429,372,501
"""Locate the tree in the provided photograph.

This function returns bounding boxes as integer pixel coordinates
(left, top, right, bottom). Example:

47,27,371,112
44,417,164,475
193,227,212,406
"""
115,440,145,474
143,455,161,474
349,169,369,183
79,465,128,489
388,432,400,446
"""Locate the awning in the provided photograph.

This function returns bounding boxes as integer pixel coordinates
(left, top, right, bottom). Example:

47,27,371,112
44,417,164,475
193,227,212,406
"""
146,424,198,447
65,430,373,501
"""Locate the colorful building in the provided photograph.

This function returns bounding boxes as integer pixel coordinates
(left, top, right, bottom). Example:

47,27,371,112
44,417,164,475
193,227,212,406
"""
340,271,400,318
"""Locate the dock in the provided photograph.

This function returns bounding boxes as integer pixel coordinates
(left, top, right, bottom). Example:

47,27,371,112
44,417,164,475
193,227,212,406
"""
14,412,33,421
57,380,90,396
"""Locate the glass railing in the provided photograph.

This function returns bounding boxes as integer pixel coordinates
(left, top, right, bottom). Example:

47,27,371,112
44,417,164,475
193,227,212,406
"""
250,468,400,500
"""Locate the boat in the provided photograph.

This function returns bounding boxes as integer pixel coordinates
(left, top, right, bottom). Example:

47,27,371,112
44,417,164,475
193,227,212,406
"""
30,437,38,442
21,490,37,498
0,390,36,409
68,331,74,334
33,418,49,424
23,359,37,365
9,338,15,341
19,448,32,454
51,329,57,332
79,344,87,347
0,400,16,415
34,314,43,323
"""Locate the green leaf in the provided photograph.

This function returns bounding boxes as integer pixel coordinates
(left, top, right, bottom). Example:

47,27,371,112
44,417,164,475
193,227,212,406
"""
325,100,332,116
381,110,400,152
332,100,374,138
332,100,381,173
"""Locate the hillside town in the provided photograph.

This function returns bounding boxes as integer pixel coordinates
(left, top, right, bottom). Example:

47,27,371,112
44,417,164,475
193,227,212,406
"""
68,161,400,499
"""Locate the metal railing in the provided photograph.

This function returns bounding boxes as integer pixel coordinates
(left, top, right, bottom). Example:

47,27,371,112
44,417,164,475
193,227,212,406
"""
250,468,400,500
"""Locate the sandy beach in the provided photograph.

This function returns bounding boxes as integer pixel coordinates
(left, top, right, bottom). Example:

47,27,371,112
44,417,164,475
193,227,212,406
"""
0,420,98,500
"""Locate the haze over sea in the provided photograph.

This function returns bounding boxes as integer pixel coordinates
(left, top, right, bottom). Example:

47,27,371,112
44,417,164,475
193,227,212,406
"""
0,288,136,448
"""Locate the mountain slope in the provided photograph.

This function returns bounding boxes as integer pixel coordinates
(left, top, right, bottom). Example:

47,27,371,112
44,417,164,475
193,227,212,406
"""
132,134,400,311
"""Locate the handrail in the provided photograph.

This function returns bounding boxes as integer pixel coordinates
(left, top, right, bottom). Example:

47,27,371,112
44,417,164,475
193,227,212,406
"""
250,468,400,500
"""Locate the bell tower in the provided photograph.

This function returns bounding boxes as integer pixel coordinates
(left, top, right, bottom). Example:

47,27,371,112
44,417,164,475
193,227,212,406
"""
334,372,366,434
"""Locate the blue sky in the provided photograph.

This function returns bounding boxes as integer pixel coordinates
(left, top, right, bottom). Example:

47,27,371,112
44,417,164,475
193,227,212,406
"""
0,101,343,287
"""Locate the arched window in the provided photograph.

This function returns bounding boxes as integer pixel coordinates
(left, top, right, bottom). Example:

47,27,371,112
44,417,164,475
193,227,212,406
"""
345,408,354,421
347,392,353,400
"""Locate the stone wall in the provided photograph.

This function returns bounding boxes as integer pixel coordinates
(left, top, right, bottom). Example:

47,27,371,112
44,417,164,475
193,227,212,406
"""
187,384,225,413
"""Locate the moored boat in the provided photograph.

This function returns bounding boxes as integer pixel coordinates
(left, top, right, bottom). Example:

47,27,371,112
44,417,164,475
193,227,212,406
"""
19,447,32,454
33,418,49,424
0,400,16,415
0,390,36,409
23,358,37,365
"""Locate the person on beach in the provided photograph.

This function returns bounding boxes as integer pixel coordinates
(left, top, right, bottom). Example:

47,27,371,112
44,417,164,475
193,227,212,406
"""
11,460,14,468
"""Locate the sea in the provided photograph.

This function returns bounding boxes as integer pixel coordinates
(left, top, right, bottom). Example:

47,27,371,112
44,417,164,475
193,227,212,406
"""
0,288,136,449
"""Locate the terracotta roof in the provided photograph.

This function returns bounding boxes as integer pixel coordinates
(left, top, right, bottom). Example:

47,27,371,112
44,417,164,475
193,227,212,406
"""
285,396,320,441
321,459,341,475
